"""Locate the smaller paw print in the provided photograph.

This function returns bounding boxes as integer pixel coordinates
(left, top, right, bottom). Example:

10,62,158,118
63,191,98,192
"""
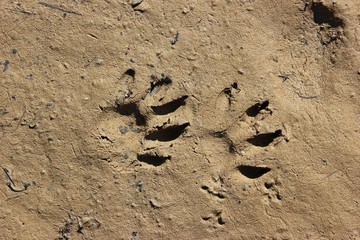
262,177,282,203
201,209,225,228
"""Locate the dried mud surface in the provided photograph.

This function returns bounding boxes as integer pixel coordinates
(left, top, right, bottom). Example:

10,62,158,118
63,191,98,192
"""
1,0,360,239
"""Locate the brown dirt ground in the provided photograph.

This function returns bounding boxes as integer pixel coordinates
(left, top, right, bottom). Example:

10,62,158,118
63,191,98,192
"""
1,0,360,239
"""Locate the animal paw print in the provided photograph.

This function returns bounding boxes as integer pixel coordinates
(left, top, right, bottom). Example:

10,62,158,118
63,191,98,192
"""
262,177,282,203
96,70,191,168
204,93,288,202
201,209,225,228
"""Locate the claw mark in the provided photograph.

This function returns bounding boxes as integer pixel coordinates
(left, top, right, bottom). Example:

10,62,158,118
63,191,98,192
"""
245,100,271,117
238,165,271,179
246,130,282,147
114,102,146,126
151,96,188,115
145,123,190,141
137,153,171,166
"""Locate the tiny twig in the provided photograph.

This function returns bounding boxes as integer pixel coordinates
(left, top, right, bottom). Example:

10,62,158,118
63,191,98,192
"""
6,182,29,192
3,168,15,186
3,168,30,192
39,2,82,15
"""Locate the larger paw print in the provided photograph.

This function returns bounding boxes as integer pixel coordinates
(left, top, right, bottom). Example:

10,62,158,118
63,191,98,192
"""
96,70,191,168
198,91,288,209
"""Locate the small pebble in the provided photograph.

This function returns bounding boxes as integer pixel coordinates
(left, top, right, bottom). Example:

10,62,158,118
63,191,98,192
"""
131,0,143,7
23,182,31,189
237,69,244,75
26,74,33,80
242,185,248,191
63,62,69,69
133,1,149,11
119,126,129,134
182,7,190,14
95,58,104,65
46,102,55,109
149,199,161,208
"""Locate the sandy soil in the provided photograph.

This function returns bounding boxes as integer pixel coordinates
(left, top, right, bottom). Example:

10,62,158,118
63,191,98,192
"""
1,0,360,239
